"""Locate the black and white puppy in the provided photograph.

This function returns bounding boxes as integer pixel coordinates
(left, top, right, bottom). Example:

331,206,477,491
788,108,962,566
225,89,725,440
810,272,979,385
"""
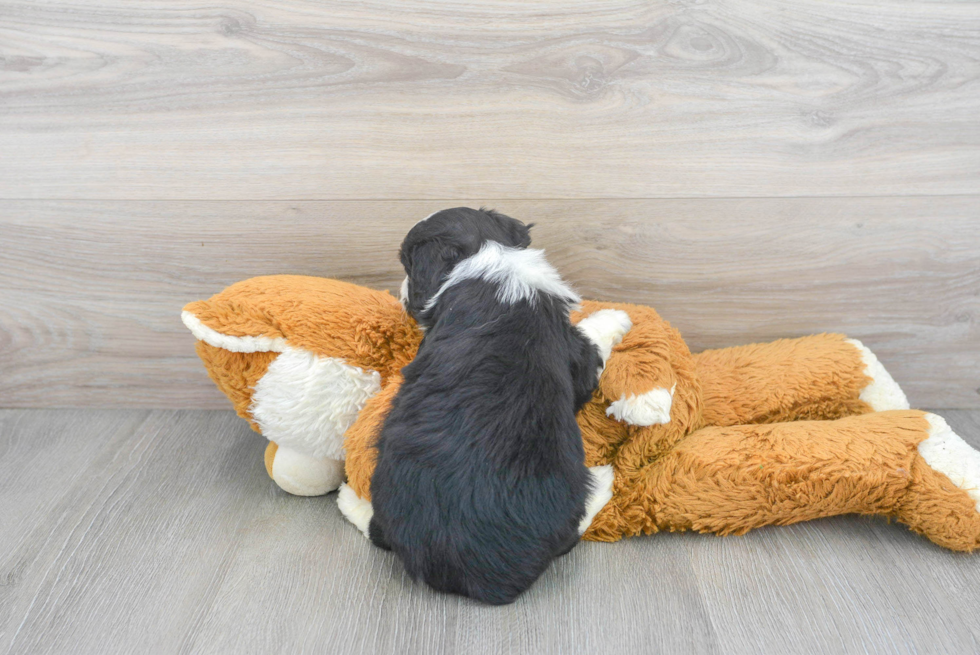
369,207,631,605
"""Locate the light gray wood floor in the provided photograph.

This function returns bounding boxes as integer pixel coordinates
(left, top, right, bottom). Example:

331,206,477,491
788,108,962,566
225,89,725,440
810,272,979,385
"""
3,408,980,655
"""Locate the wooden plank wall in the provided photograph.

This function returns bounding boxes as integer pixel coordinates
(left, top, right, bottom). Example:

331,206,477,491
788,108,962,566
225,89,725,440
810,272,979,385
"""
1,1,978,408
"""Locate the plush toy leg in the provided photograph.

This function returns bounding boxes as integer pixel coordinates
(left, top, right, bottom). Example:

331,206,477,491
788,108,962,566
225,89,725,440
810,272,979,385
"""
263,440,345,496
693,333,908,427
585,411,980,551
575,309,633,369
264,441,278,477
341,376,405,502
576,300,697,429
901,413,980,550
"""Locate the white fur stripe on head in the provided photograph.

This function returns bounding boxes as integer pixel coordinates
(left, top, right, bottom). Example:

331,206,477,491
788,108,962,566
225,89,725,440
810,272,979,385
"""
181,310,288,353
424,241,580,311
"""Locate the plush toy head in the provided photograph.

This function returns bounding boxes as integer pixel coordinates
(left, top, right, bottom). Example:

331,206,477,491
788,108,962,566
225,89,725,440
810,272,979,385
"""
182,275,421,495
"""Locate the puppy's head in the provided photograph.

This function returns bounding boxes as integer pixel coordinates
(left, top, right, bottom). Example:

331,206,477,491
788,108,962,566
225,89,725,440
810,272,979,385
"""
399,207,532,322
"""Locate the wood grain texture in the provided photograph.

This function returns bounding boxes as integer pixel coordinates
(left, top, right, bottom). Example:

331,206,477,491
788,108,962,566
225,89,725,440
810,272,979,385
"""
2,408,980,654
693,408,980,655
2,198,977,409
1,0,979,199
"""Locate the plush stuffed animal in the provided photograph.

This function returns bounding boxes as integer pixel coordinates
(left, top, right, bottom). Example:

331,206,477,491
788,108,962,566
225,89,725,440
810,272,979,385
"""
183,275,980,551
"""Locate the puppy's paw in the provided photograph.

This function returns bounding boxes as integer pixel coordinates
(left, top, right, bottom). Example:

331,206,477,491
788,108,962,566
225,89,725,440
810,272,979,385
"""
606,384,674,426
337,483,374,537
579,465,615,534
576,309,633,365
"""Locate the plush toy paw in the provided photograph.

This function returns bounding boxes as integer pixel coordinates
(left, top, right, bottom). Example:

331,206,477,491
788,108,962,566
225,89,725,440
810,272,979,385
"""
606,384,675,426
895,412,980,552
919,413,980,513
846,339,910,411
269,445,346,496
576,309,633,367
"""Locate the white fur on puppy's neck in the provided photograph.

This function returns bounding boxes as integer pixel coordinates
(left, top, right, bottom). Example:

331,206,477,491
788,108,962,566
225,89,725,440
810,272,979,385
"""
424,241,580,311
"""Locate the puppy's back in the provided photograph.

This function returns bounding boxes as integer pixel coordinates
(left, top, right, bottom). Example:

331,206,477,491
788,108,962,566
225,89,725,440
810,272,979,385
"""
370,281,591,604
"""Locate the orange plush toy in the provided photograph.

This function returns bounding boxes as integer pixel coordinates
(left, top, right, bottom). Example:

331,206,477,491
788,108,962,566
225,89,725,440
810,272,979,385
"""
183,275,980,552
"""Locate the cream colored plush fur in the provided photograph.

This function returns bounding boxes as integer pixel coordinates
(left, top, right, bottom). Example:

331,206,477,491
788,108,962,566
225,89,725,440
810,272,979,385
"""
251,347,381,461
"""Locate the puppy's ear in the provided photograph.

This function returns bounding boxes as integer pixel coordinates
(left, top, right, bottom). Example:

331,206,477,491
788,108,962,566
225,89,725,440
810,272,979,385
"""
504,216,534,249
484,208,532,249
516,222,534,249
403,239,466,320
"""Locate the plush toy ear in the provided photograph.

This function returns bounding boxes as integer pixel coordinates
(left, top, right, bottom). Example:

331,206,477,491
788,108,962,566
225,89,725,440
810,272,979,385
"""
180,276,312,353
182,300,287,354
182,283,290,429
183,275,410,360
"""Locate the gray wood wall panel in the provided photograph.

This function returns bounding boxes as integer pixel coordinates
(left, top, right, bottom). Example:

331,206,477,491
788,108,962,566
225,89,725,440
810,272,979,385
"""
1,0,979,199
2,408,980,654
1,0,979,409
1,198,978,409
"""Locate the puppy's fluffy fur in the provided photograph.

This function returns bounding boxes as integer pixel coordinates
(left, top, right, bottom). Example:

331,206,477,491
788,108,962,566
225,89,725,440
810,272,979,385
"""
369,207,604,605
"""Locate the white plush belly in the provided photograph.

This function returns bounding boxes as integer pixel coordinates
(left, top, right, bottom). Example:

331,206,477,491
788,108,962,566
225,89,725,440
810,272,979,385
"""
250,347,381,460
